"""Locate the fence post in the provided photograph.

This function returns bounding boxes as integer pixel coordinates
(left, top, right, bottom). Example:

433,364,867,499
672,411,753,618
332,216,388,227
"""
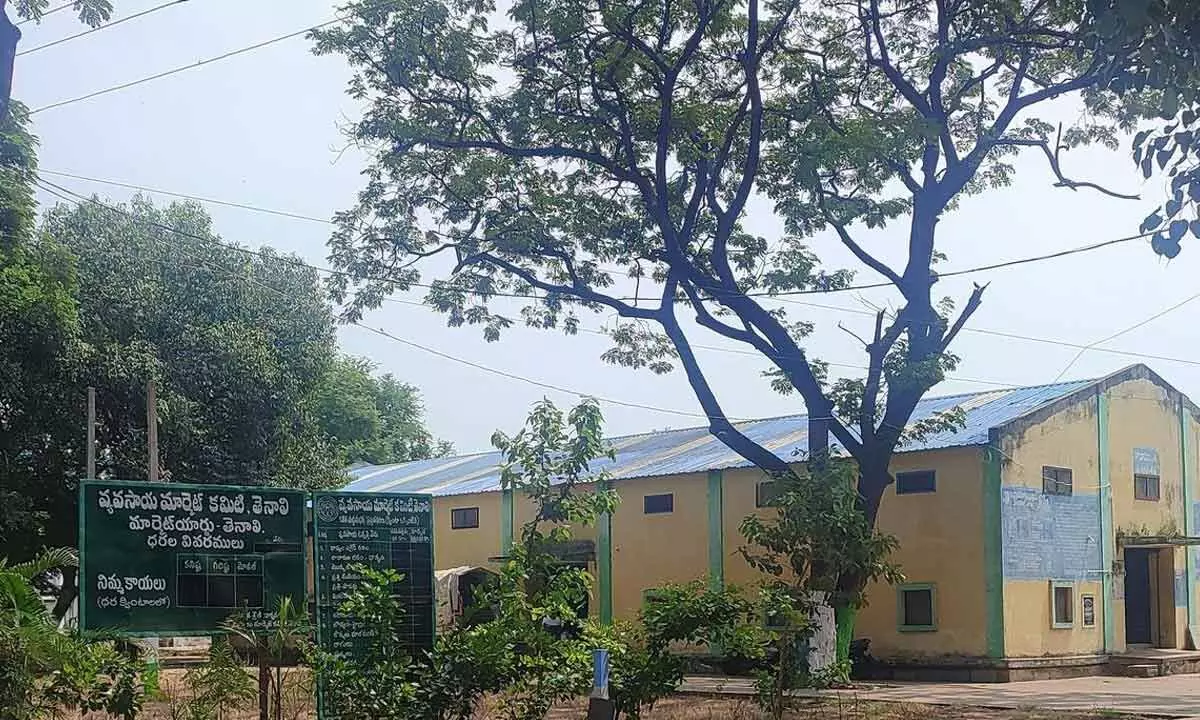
586,648,614,720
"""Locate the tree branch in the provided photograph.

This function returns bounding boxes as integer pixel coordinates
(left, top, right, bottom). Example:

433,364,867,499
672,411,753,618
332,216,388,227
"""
994,135,1139,200
658,278,792,474
815,189,904,285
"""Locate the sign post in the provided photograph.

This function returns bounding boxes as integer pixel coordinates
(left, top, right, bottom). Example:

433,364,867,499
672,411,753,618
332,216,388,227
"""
312,492,435,656
78,480,307,635
587,648,615,720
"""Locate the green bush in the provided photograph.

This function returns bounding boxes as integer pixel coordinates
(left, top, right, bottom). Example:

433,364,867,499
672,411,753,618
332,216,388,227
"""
0,549,144,720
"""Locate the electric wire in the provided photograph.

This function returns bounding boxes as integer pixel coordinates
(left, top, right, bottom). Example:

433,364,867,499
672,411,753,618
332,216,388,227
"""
17,0,189,58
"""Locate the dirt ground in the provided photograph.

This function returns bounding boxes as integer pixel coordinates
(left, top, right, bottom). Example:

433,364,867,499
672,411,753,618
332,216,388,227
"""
115,670,1156,720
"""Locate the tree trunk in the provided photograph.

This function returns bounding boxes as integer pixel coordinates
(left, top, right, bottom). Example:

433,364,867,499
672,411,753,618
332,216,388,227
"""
258,645,270,720
52,566,78,621
831,459,892,664
0,1,18,117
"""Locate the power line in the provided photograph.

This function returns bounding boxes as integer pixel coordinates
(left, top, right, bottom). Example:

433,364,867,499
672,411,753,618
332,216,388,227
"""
35,179,738,423
38,167,1153,303
15,1,73,25
1051,289,1200,382
39,169,331,223
39,177,1200,372
17,0,190,58
378,294,1022,389
30,15,343,114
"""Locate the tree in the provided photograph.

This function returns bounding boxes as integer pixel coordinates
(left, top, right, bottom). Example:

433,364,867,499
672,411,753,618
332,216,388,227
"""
313,355,452,466
1082,0,1200,254
313,0,1160,636
0,102,82,567
740,463,900,697
39,195,344,489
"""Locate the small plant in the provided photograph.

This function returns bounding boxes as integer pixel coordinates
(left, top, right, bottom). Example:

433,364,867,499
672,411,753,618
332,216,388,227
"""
585,582,765,720
0,548,145,720
169,637,256,720
224,595,312,720
741,464,902,717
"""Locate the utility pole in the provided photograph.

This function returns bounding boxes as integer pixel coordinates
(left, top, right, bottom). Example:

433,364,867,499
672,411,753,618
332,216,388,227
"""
86,387,96,479
0,1,19,117
147,380,158,482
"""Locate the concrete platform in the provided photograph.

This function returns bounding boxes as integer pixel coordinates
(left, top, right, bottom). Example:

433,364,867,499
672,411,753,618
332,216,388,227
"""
680,674,1200,717
1110,649,1200,677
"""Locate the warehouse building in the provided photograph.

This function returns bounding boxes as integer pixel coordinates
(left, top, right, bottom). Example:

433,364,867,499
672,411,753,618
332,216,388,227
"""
344,364,1200,680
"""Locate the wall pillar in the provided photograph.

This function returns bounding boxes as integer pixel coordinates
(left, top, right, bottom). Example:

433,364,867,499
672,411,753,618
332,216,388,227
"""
982,444,1005,658
598,479,613,625
500,489,514,555
707,470,724,591
1098,390,1115,653
1180,401,1196,628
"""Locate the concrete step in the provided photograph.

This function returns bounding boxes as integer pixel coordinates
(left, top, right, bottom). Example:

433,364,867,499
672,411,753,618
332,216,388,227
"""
1119,663,1160,678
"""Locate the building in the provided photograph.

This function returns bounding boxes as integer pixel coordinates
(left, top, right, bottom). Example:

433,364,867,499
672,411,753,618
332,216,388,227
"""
343,364,1200,680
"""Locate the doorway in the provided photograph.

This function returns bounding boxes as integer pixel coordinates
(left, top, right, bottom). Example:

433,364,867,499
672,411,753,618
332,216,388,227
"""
1124,548,1155,646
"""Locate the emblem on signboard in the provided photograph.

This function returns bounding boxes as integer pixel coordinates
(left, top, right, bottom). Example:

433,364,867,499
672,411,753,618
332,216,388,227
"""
315,495,340,524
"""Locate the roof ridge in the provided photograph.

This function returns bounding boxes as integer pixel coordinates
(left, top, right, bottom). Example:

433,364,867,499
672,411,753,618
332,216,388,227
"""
368,375,1102,472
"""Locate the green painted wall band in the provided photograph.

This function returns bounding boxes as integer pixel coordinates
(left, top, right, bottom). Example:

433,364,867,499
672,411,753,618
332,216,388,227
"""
707,470,724,591
982,447,1005,658
1098,390,1115,653
598,479,613,625
1180,401,1196,627
500,489,514,554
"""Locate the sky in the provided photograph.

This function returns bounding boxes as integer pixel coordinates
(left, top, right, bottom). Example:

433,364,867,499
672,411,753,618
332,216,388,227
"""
20,0,1200,456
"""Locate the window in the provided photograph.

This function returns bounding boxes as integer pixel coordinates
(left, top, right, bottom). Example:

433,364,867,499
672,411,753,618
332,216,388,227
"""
1134,473,1161,501
643,493,674,514
898,584,936,632
756,481,782,508
1042,466,1073,496
1051,582,1074,628
450,507,479,529
896,470,936,495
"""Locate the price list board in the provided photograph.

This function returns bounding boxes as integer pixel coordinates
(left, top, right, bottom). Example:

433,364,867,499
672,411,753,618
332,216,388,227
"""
79,480,306,635
312,492,434,658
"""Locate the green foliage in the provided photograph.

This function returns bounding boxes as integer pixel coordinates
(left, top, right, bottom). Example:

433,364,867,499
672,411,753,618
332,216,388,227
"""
314,356,452,465
584,582,765,720
0,102,82,566
3,190,444,563
223,596,312,720
172,638,256,720
741,466,901,611
1094,1,1200,254
741,465,901,711
0,548,143,720
310,564,509,720
13,0,114,26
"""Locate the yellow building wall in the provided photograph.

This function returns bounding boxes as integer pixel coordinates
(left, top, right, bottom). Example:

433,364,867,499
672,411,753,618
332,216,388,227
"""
1107,379,1184,537
722,467,777,592
433,492,503,569
715,450,987,658
610,473,709,622
997,393,1103,656
856,448,988,658
1106,379,1189,650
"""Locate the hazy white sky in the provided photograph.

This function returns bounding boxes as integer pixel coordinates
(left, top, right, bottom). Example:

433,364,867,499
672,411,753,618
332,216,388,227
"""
22,0,1200,454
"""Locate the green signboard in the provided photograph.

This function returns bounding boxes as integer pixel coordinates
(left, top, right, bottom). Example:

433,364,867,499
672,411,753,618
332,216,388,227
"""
312,492,434,658
79,480,306,636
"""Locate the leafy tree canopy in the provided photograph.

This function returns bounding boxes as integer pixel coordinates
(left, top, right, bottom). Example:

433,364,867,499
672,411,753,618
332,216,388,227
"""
313,0,1160,536
1,187,447,562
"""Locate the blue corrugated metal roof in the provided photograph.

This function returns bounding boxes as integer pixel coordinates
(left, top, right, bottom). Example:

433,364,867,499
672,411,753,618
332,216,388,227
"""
344,377,1099,497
